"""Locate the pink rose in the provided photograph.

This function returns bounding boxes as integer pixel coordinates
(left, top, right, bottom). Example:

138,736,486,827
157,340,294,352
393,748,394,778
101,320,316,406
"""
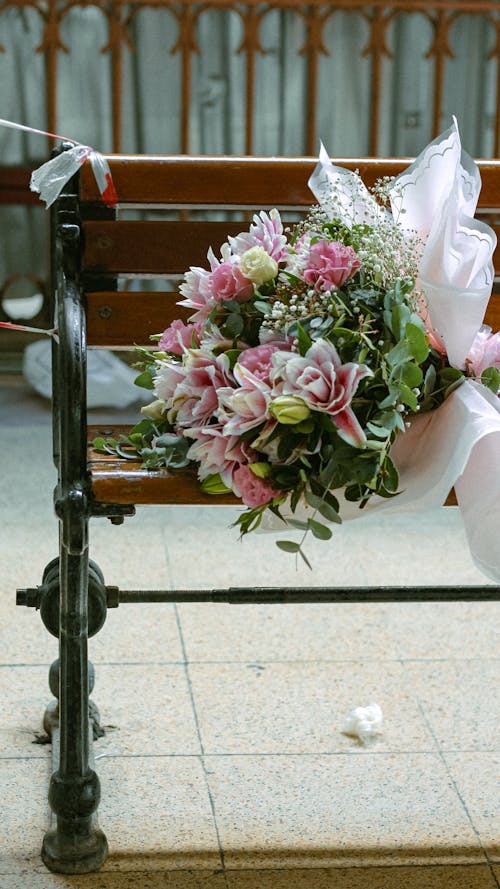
271,338,371,447
158,319,203,355
303,240,361,292
209,261,253,304
232,464,281,508
466,327,500,381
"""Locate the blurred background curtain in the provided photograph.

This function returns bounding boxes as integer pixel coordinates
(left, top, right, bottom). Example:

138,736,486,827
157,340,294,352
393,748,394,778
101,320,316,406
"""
0,4,497,355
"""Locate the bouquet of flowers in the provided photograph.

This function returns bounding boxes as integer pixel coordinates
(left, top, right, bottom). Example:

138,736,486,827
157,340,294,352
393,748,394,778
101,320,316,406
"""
96,121,500,572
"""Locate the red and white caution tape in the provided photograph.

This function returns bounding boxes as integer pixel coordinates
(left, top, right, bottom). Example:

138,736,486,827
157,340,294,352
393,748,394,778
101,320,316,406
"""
0,118,117,208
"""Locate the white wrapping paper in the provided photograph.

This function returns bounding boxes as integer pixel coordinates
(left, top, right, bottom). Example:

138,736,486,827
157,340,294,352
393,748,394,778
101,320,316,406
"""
301,121,500,583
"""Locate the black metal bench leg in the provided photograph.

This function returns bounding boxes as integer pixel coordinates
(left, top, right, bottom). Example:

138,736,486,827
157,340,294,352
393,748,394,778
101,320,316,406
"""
42,511,108,874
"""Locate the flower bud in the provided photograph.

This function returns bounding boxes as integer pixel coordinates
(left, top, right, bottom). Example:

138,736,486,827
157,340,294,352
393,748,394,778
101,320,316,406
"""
239,246,278,285
248,461,271,479
269,395,311,424
200,473,233,495
140,399,166,421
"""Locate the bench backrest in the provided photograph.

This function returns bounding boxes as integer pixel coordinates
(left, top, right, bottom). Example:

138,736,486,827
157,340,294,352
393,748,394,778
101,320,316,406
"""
78,155,500,352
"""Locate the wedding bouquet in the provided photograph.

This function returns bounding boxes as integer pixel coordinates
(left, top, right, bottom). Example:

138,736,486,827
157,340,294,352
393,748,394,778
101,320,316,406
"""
96,120,500,576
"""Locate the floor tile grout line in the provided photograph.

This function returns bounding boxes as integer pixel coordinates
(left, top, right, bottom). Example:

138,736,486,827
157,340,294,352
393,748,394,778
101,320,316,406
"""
6,750,490,761
400,659,495,876
3,655,492,669
173,602,227,875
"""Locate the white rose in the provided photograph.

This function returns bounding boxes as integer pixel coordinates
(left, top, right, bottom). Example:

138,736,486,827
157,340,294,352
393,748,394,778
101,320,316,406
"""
239,246,278,285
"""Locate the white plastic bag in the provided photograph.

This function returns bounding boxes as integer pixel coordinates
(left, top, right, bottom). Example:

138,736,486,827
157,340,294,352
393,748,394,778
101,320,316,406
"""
23,340,144,409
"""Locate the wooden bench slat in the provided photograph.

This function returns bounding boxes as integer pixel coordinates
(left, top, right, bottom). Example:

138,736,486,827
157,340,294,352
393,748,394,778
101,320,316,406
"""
83,220,249,276
80,155,500,207
485,298,500,329
88,425,240,505
85,290,500,349
83,221,500,285
88,426,457,508
86,292,189,347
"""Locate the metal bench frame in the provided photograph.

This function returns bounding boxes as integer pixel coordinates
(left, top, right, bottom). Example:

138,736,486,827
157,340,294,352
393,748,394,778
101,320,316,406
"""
16,147,500,874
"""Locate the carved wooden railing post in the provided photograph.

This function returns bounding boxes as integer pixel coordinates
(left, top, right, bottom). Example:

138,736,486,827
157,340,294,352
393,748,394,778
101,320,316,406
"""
237,4,266,156
362,6,392,156
170,3,201,154
37,0,68,147
299,5,329,157
426,8,454,138
487,10,500,157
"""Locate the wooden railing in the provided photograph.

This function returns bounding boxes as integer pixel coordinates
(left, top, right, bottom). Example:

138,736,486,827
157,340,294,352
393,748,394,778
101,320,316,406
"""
0,0,500,157
1,0,500,356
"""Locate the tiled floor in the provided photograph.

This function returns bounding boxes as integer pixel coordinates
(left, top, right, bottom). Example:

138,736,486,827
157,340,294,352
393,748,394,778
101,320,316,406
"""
0,375,499,888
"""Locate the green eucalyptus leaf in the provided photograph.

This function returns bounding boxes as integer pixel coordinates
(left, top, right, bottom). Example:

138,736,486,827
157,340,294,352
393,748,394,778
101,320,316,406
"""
276,540,301,553
481,366,500,393
307,519,333,540
405,322,429,362
298,547,313,570
366,422,390,438
254,300,271,315
286,518,310,531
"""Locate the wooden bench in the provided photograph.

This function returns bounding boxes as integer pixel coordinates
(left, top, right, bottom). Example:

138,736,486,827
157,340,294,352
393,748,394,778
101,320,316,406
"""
17,149,500,874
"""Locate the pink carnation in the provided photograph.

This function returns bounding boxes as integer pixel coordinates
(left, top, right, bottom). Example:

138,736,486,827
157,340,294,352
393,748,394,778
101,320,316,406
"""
237,342,290,384
271,338,371,447
209,261,253,304
232,464,281,508
158,319,203,355
303,240,361,292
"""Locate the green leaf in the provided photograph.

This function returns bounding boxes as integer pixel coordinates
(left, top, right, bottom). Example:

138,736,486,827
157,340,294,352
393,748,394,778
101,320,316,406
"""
423,364,437,398
366,422,390,438
405,322,429,362
396,381,418,410
286,518,310,531
276,540,301,553
481,366,500,393
307,518,333,540
304,491,342,523
92,437,107,451
115,445,138,461
296,321,312,357
254,300,271,315
391,303,412,339
224,349,241,369
134,371,155,390
298,547,313,570
398,362,423,388
386,339,412,367
223,313,244,338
